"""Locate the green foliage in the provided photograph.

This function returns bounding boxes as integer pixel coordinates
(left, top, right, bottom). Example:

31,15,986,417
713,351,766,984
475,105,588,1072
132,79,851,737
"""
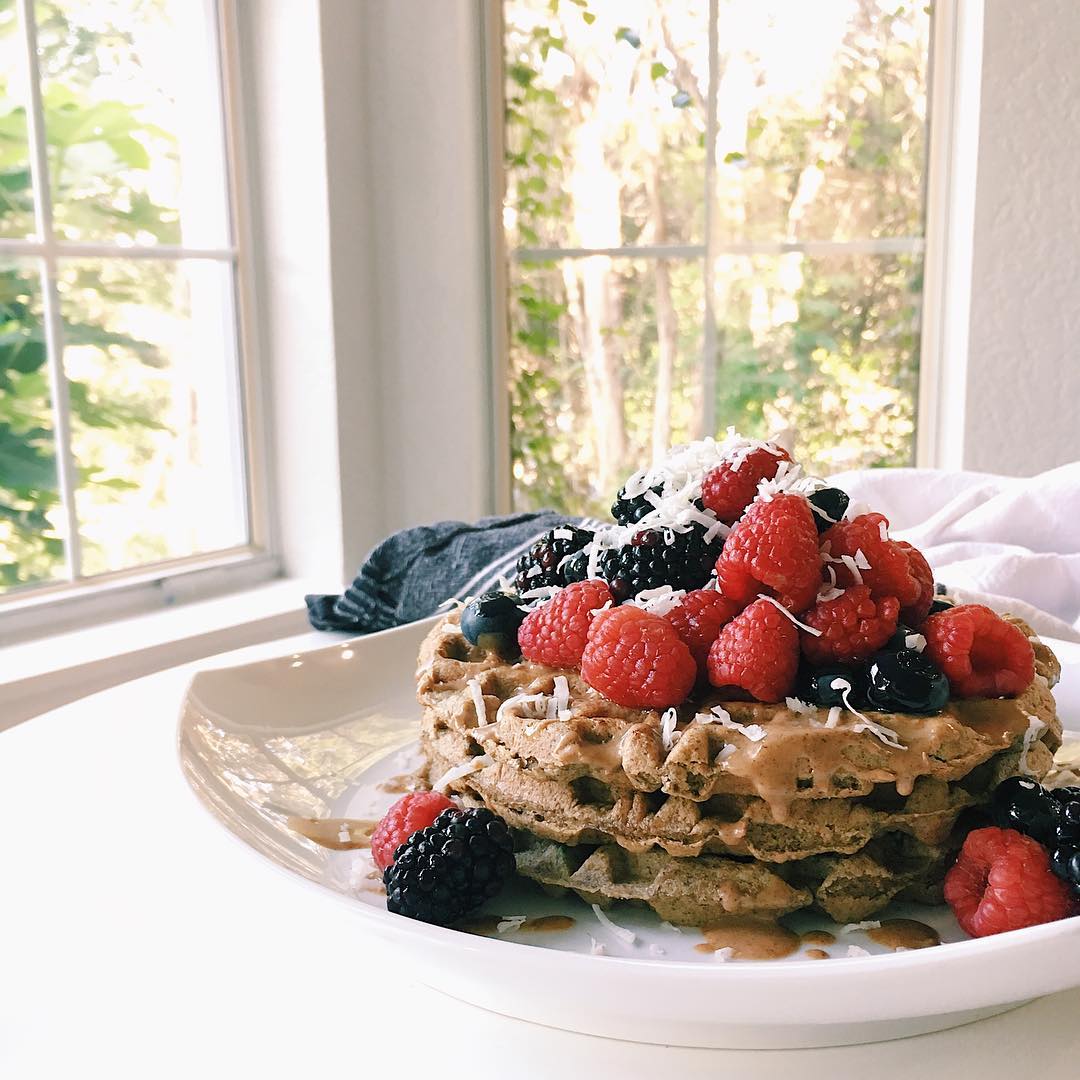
0,0,174,589
504,0,928,513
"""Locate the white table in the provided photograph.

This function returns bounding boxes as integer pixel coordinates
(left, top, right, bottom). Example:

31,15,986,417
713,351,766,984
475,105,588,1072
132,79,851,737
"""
4,632,1079,1079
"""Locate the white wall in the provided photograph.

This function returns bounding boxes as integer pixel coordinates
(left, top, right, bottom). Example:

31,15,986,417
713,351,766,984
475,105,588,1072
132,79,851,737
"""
963,0,1080,476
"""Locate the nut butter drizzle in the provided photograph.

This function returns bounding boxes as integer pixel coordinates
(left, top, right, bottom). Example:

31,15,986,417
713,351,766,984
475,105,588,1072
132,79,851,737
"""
288,817,377,850
866,919,940,951
695,918,801,961
708,698,1044,821
457,915,576,936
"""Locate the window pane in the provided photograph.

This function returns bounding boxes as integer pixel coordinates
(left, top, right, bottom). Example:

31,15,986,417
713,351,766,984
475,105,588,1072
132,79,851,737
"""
35,0,230,247
0,3,35,238
58,257,246,576
709,0,929,244
710,250,921,473
504,0,708,250
0,259,66,591
510,256,705,516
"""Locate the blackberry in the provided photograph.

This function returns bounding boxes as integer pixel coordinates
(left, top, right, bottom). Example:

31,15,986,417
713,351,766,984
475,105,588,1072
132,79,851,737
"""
796,661,866,708
383,808,515,926
599,527,721,603
864,648,949,714
460,591,527,657
560,550,590,584
611,484,662,526
807,487,850,533
514,525,593,593
611,484,706,526
991,777,1060,846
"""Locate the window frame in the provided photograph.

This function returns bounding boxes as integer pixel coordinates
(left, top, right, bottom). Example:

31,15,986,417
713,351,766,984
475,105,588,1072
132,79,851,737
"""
0,0,278,641
485,0,966,512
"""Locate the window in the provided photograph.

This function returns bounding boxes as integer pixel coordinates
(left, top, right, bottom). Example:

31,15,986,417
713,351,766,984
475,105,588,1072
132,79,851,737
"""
500,0,931,516
0,0,260,610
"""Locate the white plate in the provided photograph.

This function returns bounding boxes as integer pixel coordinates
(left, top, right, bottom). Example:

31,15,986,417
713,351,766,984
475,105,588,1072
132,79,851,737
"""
178,616,1080,1048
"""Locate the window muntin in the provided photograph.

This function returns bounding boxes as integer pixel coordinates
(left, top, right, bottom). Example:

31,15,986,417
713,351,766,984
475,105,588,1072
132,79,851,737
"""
502,0,930,516
0,0,250,598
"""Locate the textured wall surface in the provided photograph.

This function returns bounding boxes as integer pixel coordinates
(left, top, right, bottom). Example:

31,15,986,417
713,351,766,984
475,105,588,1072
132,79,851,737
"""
964,0,1080,475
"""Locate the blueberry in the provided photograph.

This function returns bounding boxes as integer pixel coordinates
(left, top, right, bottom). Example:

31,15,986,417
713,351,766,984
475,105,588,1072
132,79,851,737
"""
991,776,1060,845
864,648,949,714
796,662,866,708
883,624,917,651
459,591,527,656
1050,845,1080,886
807,487,850,533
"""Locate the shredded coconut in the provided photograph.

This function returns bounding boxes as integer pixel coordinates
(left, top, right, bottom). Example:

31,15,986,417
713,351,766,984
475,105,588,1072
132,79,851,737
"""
337,823,351,844
831,678,906,750
905,633,927,653
846,945,872,958
496,915,528,933
591,904,637,946
629,585,686,617
432,755,491,793
713,947,735,963
552,675,571,720
519,585,560,603
756,593,823,636
696,706,766,742
715,744,737,765
853,548,872,571
841,920,882,934
839,554,864,586
660,707,680,751
1019,714,1049,776
825,706,842,728
494,691,550,729
878,520,889,541
785,697,816,716
588,934,607,956
552,527,573,541
467,678,488,727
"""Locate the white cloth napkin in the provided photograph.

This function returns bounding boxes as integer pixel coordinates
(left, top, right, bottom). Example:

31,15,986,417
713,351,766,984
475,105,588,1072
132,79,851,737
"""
828,463,1080,643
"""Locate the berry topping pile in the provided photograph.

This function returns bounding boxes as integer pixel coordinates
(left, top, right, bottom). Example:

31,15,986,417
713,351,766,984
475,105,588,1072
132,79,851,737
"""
460,433,1037,718
383,807,515,926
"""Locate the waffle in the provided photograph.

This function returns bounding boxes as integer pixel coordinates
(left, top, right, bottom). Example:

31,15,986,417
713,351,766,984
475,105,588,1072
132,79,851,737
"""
416,613,1061,923
423,728,1040,861
512,830,950,925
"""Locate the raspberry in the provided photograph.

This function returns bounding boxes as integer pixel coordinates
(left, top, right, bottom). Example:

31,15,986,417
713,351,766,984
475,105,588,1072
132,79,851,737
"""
944,826,1076,937
518,579,613,668
822,513,922,610
922,604,1035,698
800,585,901,665
581,606,696,709
896,540,934,624
370,791,458,871
707,597,800,702
714,494,820,613
664,589,741,672
701,445,791,524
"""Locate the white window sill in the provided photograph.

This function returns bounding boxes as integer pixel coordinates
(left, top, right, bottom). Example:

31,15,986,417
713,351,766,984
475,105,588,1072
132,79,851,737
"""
0,578,346,730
